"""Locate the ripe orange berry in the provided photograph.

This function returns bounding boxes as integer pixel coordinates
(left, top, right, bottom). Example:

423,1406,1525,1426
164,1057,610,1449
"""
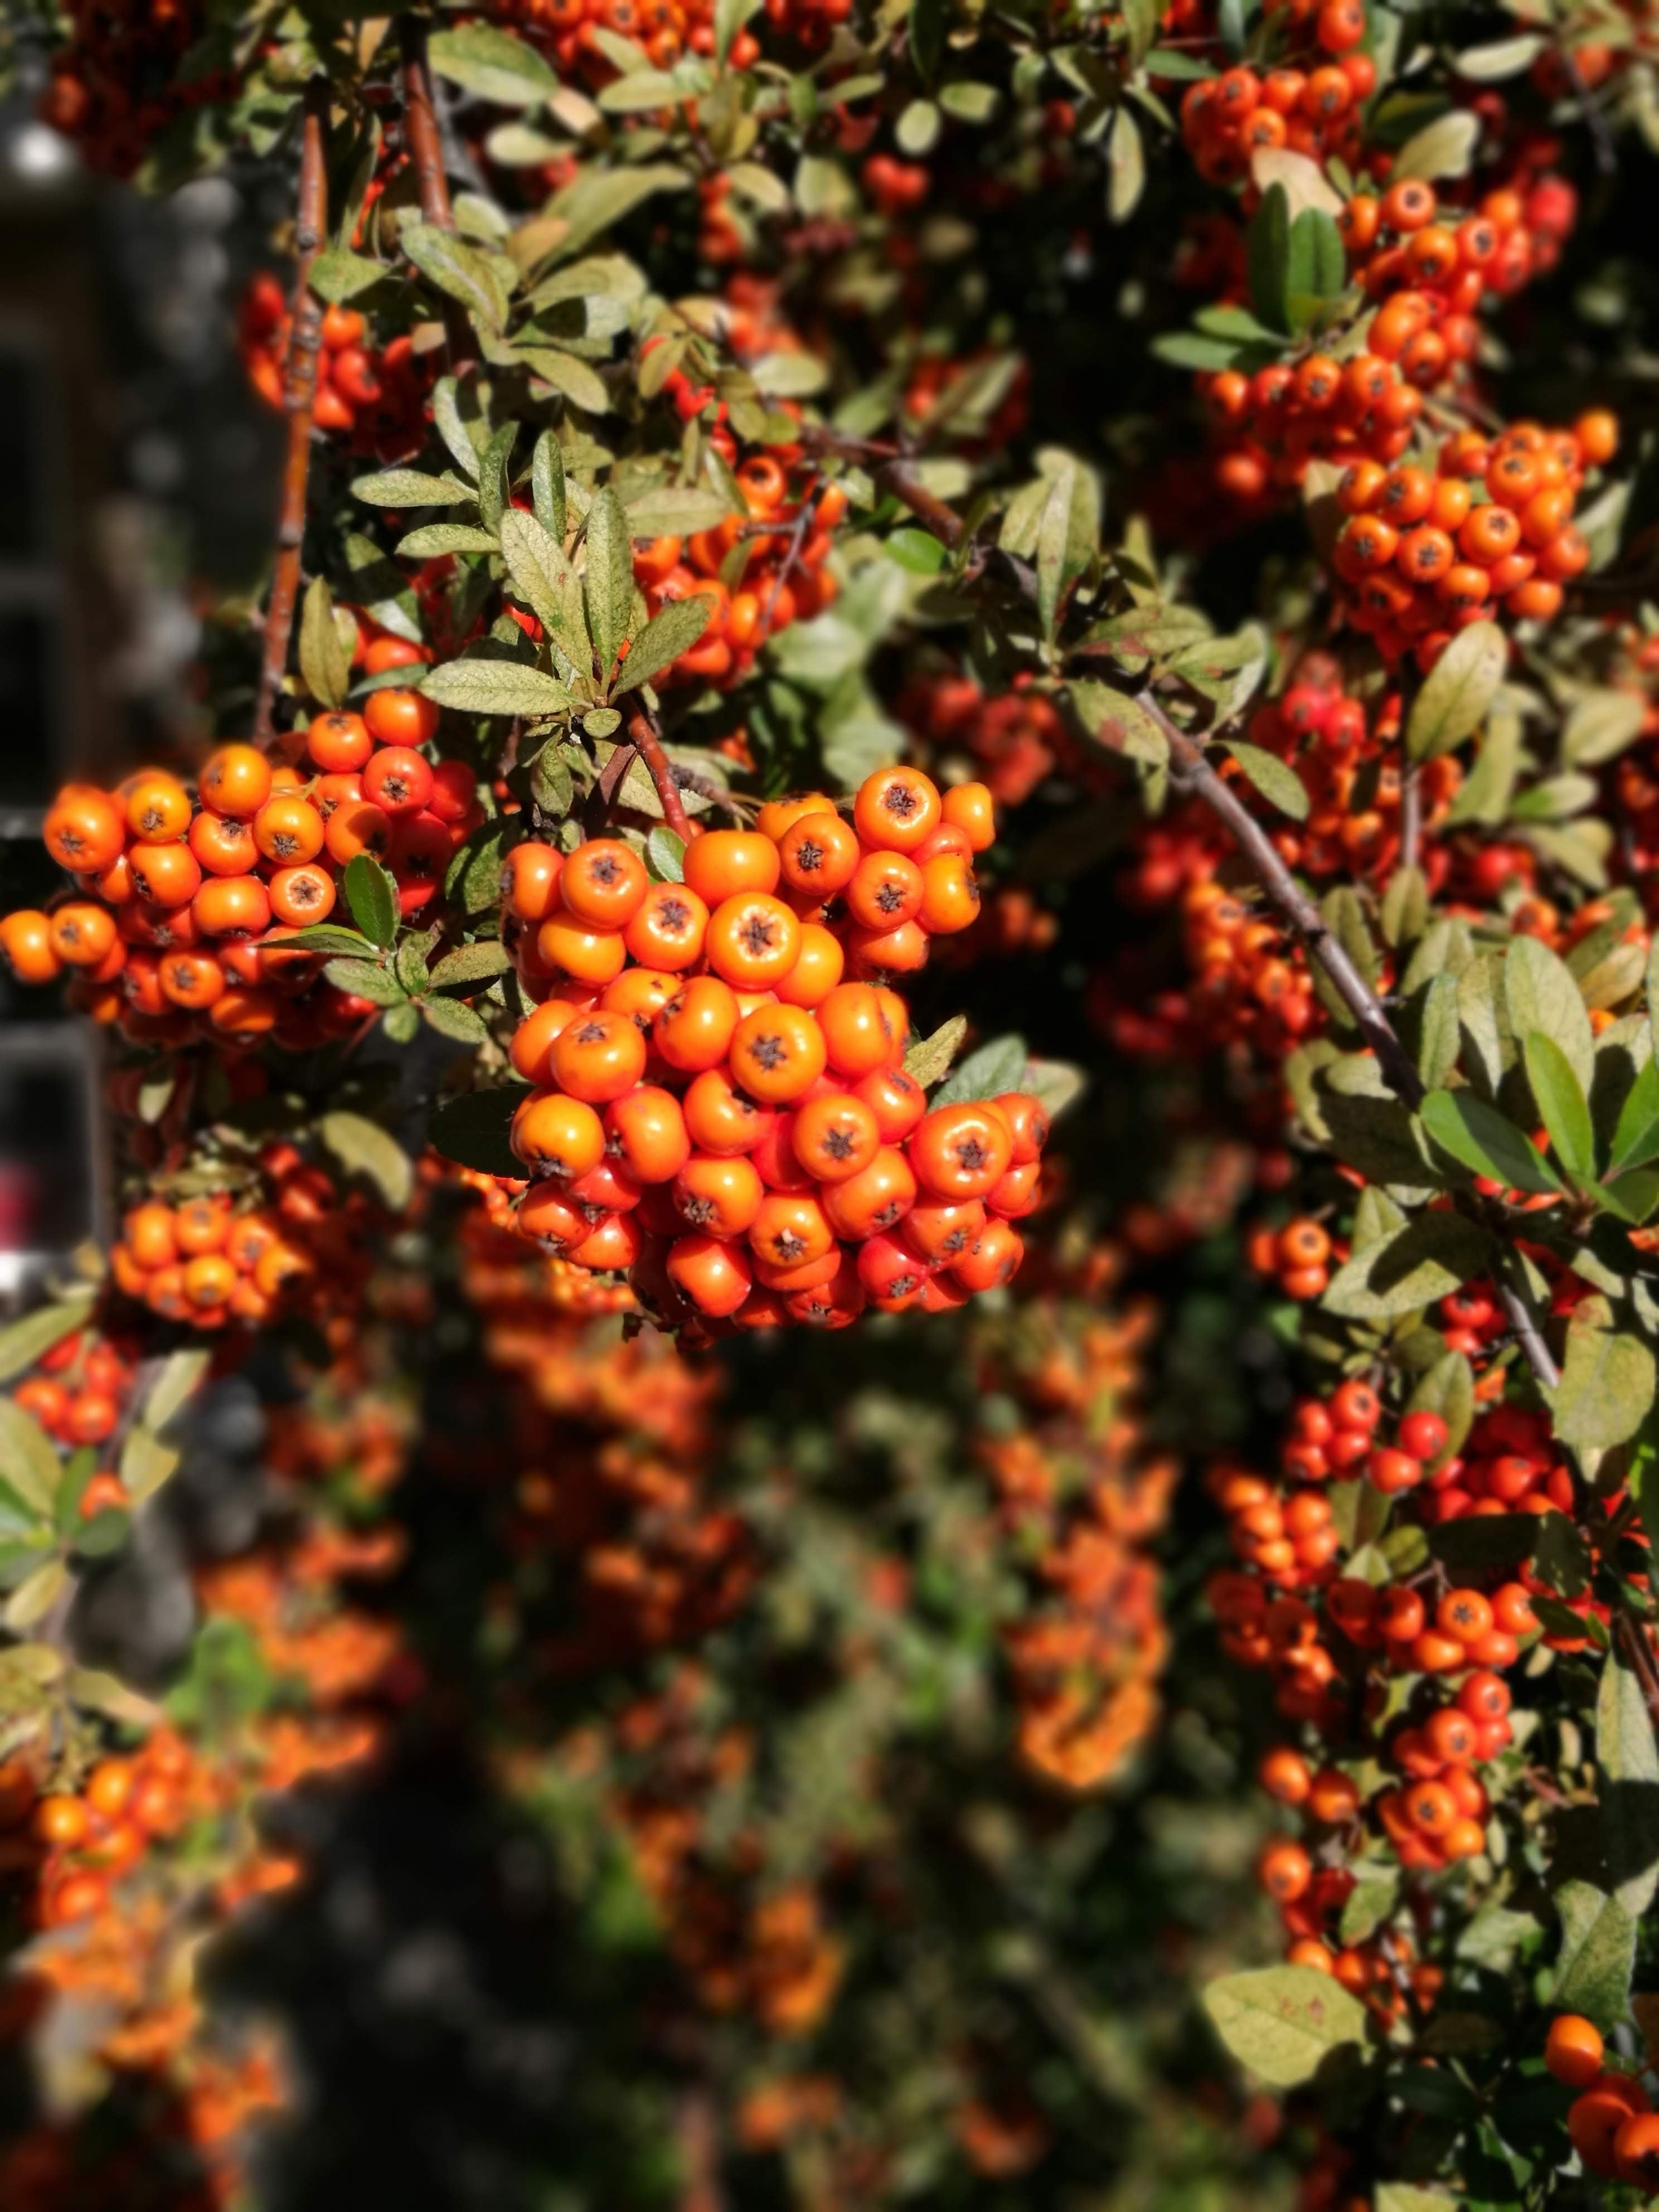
200,743,273,818
793,1093,881,1181
502,841,565,923
940,780,996,852
602,1091,692,1186
775,922,846,1008
535,914,628,986
561,838,650,928
852,765,943,852
656,976,741,1073
673,1153,765,1238
846,850,924,931
307,710,374,773
816,982,896,1078
821,1147,917,1238
749,1189,837,1269
550,1009,649,1103
624,880,709,970
728,1003,829,1103
1545,2015,1604,2088
682,1067,772,1156
124,772,191,841
1258,1840,1312,1902
44,785,125,871
682,828,781,904
269,863,336,924
666,1233,753,1317
705,893,802,988
253,794,326,865
511,1090,606,1180
910,1102,1014,1200
363,686,440,748
777,811,860,898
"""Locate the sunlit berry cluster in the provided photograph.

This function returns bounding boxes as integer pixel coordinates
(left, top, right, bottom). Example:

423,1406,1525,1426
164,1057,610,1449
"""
1,697,479,1047
493,769,1049,1331
1332,415,1610,666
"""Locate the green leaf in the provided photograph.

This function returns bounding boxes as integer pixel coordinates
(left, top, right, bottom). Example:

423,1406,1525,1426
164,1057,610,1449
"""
342,853,399,948
1023,1057,1087,1123
532,429,567,543
309,248,389,304
1613,1058,1659,1176
1322,1212,1491,1320
910,0,944,81
395,524,501,559
320,1110,414,1211
1393,109,1480,183
429,940,513,992
624,485,734,537
612,596,712,696
930,1035,1028,1107
351,469,474,508
1222,740,1308,821
323,958,404,1006
430,1086,529,1177
904,1015,968,1088
1563,688,1647,768
4,1558,65,1633
421,657,575,720
1285,205,1346,328
1523,1030,1595,1181
67,1668,161,1728
73,1508,129,1560
1597,1652,1659,1916
0,1296,95,1386
422,996,490,1046
497,507,590,671
1507,935,1594,1095
269,924,376,958
522,346,612,414
1107,106,1145,222
1340,1875,1399,1947
1553,1880,1634,2031
403,222,513,335
120,1430,180,1508
645,826,686,882
1453,32,1544,79
1202,1967,1366,2088
1413,973,1461,1089
429,23,559,104
584,485,633,681
143,1348,210,1432
1429,1514,1537,1576
0,1400,60,1520
1406,1349,1476,1470
1036,457,1081,644
1555,1295,1656,1451
1069,680,1168,767
1245,182,1292,336
1405,621,1505,759
298,575,351,711
885,527,949,575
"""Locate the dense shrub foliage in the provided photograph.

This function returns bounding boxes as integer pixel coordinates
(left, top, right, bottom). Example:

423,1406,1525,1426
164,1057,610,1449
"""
4,0,1659,2204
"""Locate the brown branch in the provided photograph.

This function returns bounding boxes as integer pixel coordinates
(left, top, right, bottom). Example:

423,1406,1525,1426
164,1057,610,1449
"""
253,77,329,755
863,453,1569,1397
399,12,473,364
623,702,695,843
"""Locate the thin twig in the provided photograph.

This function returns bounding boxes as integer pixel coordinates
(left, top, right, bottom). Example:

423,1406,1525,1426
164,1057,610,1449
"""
252,77,329,755
399,13,473,365
866,452,1568,1398
623,703,695,843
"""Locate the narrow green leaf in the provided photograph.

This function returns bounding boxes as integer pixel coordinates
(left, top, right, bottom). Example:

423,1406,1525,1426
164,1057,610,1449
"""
1524,1030,1595,1181
584,485,633,681
531,429,567,543
341,853,399,948
1405,622,1505,760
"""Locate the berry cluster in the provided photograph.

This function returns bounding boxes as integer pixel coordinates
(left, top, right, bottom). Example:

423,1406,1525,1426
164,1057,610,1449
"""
494,768,1049,1330
1544,2015,1659,2186
1178,42,1376,188
106,1140,374,1332
37,0,229,179
1332,415,1608,664
240,283,431,458
2,703,478,1047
